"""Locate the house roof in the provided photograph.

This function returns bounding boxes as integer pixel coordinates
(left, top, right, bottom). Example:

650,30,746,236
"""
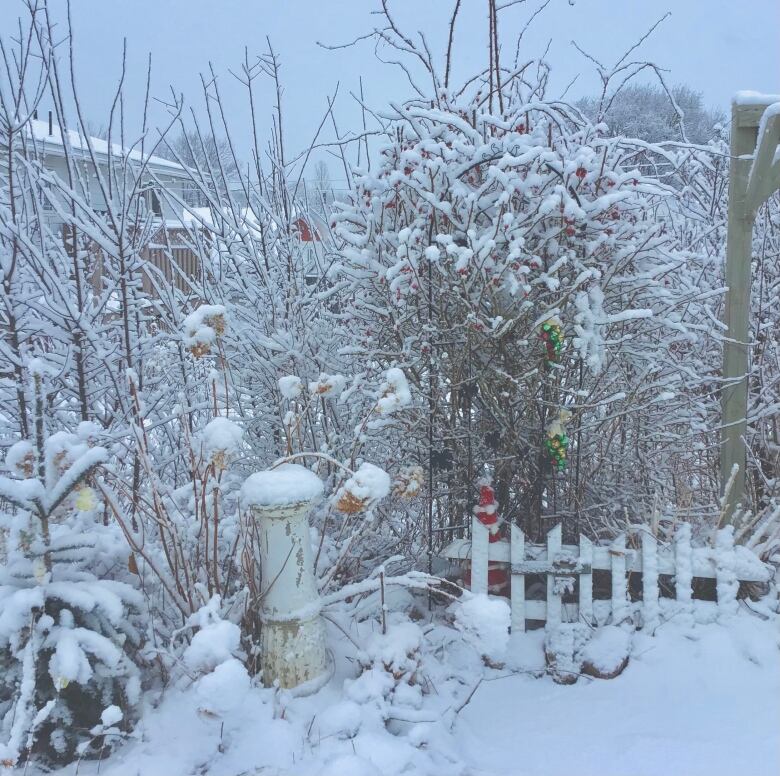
28,119,188,177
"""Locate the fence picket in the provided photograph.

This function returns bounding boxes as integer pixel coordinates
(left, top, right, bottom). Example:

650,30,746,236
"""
716,526,739,619
611,534,629,624
641,532,660,632
470,515,490,596
510,524,525,633
675,522,693,623
578,535,594,626
546,524,563,627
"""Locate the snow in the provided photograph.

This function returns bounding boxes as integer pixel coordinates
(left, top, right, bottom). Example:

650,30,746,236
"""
457,617,780,776
183,619,241,675
0,475,45,507
35,610,780,776
278,374,303,399
376,368,412,414
28,118,186,172
359,621,423,677
182,304,227,351
451,593,510,662
580,624,631,675
675,522,694,624
241,463,324,508
196,659,251,715
733,91,780,106
318,754,382,776
48,629,94,687
6,16,780,775
337,463,391,508
200,417,243,459
45,446,107,512
99,705,123,729
763,102,780,119
312,700,363,740
4,441,34,476
309,373,346,399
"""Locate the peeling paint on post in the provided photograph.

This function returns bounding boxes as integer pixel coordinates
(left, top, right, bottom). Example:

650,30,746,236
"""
242,466,329,692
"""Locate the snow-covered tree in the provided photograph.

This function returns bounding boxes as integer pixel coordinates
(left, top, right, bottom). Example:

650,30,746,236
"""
578,83,724,145
0,368,141,766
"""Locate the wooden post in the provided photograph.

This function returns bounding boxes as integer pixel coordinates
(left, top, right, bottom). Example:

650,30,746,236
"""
610,534,629,625
546,524,562,627
721,95,780,522
716,526,739,619
578,534,593,627
641,532,660,632
510,524,525,633
675,522,694,626
470,515,490,596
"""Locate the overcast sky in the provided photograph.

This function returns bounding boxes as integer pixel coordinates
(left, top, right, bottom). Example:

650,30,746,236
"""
4,0,779,180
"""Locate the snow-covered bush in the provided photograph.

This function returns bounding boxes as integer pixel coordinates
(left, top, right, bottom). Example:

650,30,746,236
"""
346,615,427,732
451,593,510,664
0,379,141,766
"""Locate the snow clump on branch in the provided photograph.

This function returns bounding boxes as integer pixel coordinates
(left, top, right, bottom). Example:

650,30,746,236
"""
309,373,346,399
278,375,303,400
182,304,227,358
376,367,412,415
334,462,391,515
200,417,243,469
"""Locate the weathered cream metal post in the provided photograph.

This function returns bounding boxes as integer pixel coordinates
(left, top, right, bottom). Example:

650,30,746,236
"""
721,93,780,522
241,464,329,691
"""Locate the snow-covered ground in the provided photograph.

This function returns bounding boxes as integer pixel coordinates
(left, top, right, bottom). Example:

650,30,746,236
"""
33,599,779,776
459,619,780,776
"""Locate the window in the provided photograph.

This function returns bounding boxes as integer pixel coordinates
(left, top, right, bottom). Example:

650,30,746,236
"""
144,187,163,217
150,189,162,216
40,182,54,211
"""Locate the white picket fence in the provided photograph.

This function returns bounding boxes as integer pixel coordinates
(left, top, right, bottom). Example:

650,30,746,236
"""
441,519,770,632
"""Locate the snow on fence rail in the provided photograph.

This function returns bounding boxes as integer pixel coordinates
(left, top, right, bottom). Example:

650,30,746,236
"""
441,520,770,632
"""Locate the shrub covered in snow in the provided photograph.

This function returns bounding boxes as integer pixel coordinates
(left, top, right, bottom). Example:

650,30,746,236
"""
0,400,141,766
358,620,424,683
450,593,510,663
331,78,722,539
